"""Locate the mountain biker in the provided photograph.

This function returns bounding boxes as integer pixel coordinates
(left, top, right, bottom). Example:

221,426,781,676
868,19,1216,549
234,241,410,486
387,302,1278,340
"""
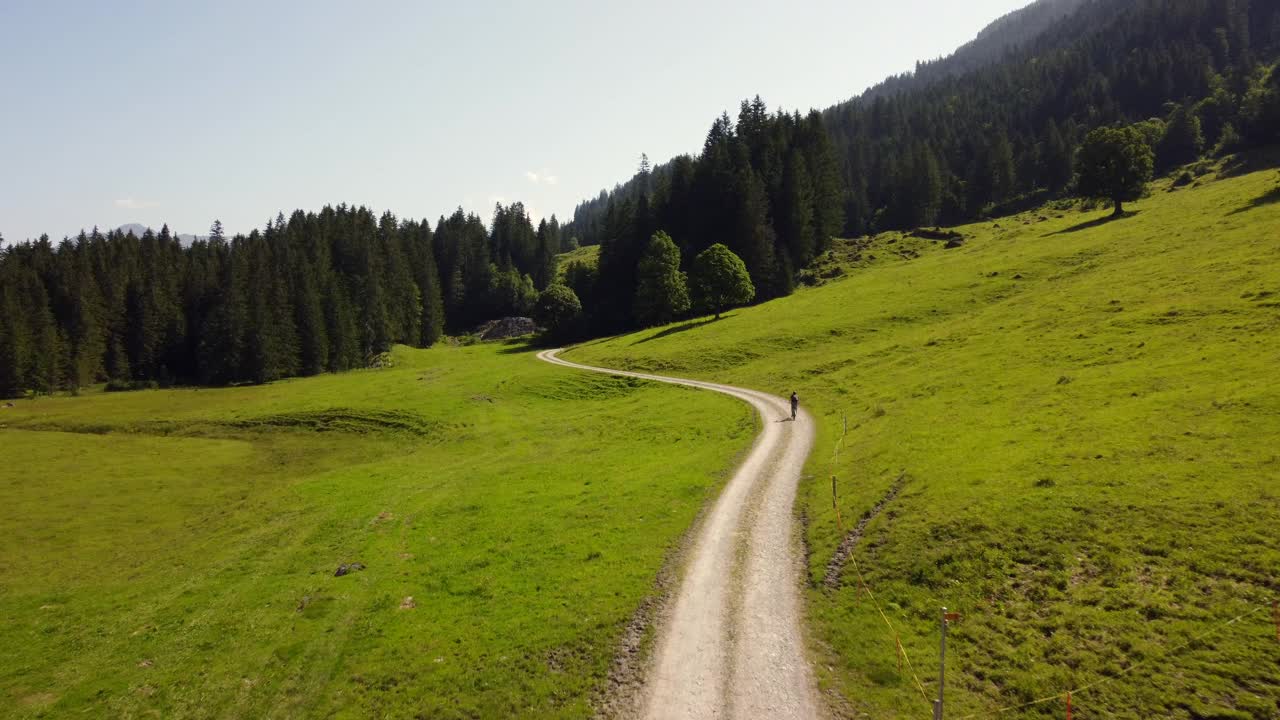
790,392,798,421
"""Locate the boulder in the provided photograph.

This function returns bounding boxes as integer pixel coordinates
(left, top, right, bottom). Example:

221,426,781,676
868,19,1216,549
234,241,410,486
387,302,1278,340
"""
477,317,537,341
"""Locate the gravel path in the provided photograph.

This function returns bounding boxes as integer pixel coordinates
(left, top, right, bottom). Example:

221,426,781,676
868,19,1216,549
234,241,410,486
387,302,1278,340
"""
537,349,821,720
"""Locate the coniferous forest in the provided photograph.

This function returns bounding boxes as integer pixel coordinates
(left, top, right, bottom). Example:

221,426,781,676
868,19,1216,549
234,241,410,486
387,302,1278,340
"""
564,104,845,336
4,0,1280,396
0,205,562,395
823,0,1280,233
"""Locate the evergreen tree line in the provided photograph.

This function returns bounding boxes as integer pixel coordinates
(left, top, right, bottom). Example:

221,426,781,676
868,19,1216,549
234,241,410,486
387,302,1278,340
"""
823,0,1280,234
562,98,844,336
0,203,565,396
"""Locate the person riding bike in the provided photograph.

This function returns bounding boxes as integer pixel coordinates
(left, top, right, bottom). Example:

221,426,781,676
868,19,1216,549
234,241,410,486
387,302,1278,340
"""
790,392,799,421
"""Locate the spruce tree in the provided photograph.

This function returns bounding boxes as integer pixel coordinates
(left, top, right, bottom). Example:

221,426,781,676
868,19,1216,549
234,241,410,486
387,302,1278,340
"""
0,271,29,397
1157,104,1205,171
1042,120,1075,191
909,145,943,227
779,149,816,268
633,231,690,327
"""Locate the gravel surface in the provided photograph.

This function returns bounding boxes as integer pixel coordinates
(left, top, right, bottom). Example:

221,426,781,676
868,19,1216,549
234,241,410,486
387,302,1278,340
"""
538,349,821,720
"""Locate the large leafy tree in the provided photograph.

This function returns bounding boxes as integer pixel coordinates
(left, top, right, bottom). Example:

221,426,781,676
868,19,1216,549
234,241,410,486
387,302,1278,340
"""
533,284,582,344
633,231,690,327
1074,126,1155,217
690,244,754,320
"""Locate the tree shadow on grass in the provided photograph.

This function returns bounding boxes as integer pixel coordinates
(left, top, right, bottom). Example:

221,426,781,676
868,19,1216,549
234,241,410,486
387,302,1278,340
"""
630,315,729,346
1044,210,1140,237
1227,185,1280,215
496,338,541,355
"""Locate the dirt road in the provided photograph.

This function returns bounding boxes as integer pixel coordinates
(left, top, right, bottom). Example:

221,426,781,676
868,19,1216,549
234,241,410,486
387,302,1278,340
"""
537,349,821,720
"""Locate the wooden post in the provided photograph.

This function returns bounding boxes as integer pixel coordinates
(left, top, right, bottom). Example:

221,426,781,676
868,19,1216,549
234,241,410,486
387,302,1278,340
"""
832,475,843,532
1066,691,1072,720
935,607,948,720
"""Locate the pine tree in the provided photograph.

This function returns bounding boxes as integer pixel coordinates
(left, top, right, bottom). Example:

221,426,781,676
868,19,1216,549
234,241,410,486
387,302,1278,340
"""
1157,104,1205,171
802,110,845,254
324,277,360,372
909,144,943,227
26,276,63,393
633,231,691,327
293,259,329,375
533,219,557,290
1042,120,1075,191
989,133,1017,203
0,267,30,397
199,233,248,384
779,149,816,268
406,221,445,346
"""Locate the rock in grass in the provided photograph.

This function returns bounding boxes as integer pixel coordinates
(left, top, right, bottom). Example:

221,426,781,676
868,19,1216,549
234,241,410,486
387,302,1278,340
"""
334,562,367,577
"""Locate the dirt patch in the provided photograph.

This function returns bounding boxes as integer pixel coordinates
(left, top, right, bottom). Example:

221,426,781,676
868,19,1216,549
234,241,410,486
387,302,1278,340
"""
15,407,451,441
823,472,907,590
909,227,965,241
226,408,441,436
20,693,56,708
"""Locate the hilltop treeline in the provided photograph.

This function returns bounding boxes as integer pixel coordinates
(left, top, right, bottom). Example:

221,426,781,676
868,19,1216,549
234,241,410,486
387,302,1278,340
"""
0,204,564,395
564,101,844,334
826,0,1280,233
569,1,1280,243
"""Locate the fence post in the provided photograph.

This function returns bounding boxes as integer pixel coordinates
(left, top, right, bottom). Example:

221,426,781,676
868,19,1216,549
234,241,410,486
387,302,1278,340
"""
832,475,842,532
934,606,948,720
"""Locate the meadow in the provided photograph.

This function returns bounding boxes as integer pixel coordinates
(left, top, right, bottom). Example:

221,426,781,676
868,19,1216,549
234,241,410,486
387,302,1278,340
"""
0,342,752,719
565,167,1280,718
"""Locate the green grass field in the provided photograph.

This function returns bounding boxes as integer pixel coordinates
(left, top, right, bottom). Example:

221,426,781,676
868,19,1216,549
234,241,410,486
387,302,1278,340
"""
556,244,600,280
566,168,1280,719
0,343,752,719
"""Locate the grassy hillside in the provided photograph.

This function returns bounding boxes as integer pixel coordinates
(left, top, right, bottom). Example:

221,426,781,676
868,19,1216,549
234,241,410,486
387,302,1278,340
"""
566,168,1280,718
0,343,751,719
556,244,599,280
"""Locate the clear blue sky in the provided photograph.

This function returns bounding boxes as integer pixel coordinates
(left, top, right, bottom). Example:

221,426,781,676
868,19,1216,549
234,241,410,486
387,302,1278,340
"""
0,0,1030,242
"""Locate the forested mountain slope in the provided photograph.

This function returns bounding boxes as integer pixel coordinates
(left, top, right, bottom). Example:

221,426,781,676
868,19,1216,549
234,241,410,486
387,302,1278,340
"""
563,0,1280,340
853,0,1100,103
827,0,1280,233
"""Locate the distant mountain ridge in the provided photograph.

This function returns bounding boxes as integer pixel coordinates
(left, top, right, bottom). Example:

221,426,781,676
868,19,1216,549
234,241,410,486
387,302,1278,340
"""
114,223,203,245
851,0,1099,103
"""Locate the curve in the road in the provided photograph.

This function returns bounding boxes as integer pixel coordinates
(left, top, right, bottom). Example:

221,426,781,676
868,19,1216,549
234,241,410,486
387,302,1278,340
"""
537,349,820,720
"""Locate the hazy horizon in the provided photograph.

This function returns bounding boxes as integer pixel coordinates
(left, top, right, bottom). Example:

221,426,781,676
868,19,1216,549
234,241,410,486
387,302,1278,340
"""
1,0,1031,243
